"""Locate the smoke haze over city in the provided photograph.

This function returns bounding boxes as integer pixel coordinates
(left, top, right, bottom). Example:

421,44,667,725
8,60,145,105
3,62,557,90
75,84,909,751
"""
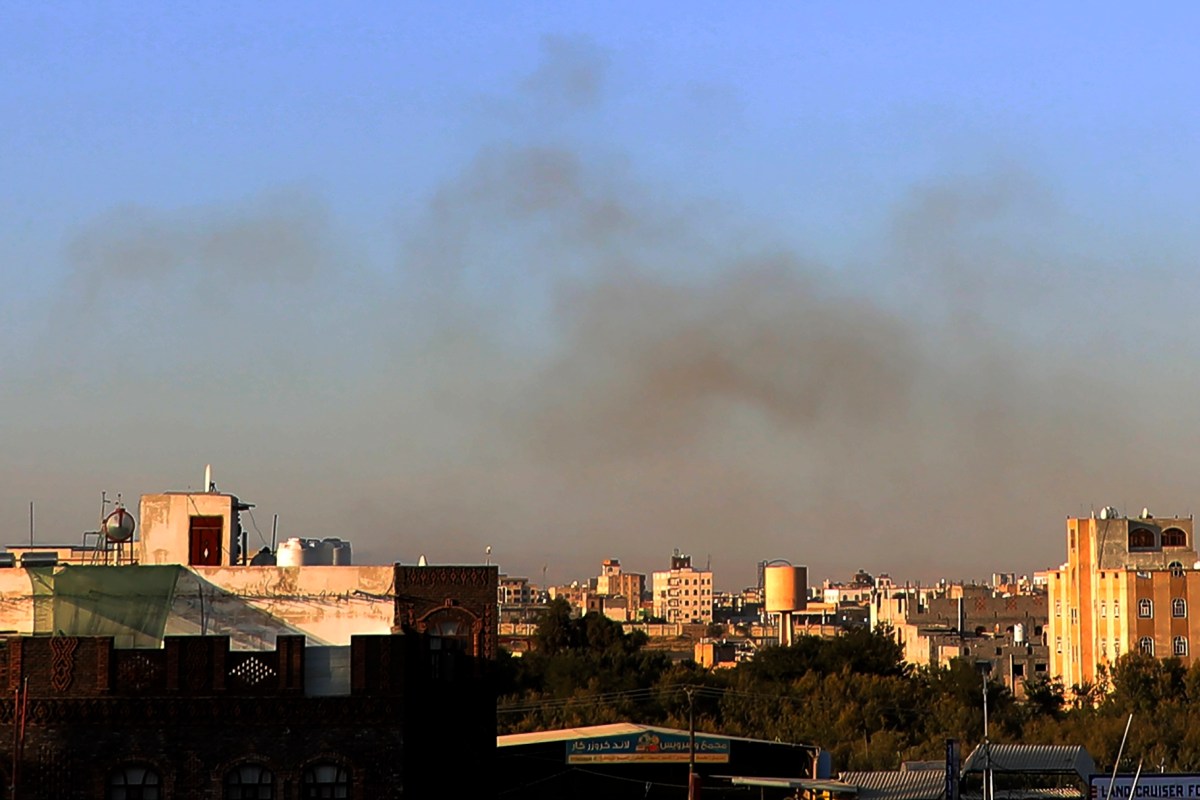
3,6,1199,589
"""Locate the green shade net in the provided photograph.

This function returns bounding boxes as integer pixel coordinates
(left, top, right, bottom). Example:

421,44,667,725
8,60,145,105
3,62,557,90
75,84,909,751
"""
30,565,183,648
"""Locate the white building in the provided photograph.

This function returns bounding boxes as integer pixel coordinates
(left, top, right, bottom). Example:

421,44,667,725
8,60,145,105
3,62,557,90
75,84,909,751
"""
652,551,713,624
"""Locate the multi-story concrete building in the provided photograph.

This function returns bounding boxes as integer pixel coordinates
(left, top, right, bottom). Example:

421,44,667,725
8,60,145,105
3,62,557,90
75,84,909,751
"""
0,478,500,799
1047,509,1198,689
821,571,875,605
651,551,713,624
595,559,646,619
498,574,533,605
871,581,1049,696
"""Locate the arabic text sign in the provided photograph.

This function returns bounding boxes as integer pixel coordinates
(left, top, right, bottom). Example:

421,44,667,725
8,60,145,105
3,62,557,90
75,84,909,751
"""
566,731,731,764
1090,775,1200,800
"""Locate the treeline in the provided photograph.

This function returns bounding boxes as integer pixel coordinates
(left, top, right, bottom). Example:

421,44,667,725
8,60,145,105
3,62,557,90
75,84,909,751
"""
497,599,1200,772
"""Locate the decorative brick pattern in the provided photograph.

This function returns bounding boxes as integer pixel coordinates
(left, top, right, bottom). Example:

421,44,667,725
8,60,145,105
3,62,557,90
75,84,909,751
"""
229,656,276,687
49,638,78,693
116,653,161,693
0,566,498,800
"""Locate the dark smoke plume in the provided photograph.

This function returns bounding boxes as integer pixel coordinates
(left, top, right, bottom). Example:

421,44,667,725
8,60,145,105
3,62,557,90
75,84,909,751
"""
7,36,1198,590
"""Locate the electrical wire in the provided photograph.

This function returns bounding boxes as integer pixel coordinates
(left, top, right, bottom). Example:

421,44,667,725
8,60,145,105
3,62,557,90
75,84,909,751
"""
499,681,939,720
244,509,270,549
498,686,664,714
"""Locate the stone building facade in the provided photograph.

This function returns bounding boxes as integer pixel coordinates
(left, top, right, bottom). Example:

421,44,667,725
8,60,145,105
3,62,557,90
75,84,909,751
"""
1048,512,1199,689
0,564,497,800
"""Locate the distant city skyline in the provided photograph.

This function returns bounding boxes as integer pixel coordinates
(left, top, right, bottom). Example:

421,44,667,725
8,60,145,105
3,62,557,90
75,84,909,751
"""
4,5,1199,590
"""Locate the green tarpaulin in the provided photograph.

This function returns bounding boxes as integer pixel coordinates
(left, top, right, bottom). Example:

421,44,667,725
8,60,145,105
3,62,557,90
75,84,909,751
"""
28,565,182,648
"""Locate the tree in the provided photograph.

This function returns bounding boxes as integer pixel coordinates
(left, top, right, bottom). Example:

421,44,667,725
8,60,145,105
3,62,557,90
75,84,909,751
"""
1022,674,1066,719
533,597,576,655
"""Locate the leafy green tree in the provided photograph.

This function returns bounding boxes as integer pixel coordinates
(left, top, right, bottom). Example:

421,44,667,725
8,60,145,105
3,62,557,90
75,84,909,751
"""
1109,652,1185,712
1022,674,1066,720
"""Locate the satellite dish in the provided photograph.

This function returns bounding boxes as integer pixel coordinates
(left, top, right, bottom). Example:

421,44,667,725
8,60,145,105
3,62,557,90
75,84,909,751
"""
102,508,136,543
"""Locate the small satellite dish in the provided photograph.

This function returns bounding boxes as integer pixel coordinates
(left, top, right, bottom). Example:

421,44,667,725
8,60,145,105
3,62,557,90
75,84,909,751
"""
103,508,136,543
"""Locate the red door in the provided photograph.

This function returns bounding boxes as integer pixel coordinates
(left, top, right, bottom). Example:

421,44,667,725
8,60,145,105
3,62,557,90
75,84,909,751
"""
188,516,223,566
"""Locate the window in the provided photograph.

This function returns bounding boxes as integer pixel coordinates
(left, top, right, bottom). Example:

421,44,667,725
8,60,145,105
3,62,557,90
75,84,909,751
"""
1114,603,1120,618
423,608,476,681
302,763,350,800
1170,561,1186,578
1163,528,1188,548
1100,601,1107,617
1138,598,1153,619
1114,639,1121,656
1055,600,1061,616
1140,637,1155,656
1071,608,1078,624
1101,640,1107,657
1175,637,1189,657
1055,637,1062,654
225,764,274,800
1173,598,1187,618
1129,528,1156,549
109,765,161,800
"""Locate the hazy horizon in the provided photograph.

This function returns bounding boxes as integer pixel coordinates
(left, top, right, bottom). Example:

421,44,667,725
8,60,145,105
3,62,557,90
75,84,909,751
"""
4,5,1199,591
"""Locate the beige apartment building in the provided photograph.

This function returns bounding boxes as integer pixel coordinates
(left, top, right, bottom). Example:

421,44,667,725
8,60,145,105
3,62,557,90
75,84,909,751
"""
1047,510,1199,689
652,552,714,624
596,558,646,619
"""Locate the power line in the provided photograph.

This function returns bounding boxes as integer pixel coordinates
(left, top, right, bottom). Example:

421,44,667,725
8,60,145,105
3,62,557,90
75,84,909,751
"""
244,509,270,549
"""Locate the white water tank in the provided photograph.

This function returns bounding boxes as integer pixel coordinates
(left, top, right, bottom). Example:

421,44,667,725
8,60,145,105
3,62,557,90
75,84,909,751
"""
277,538,306,568
1014,623,1025,644
764,564,808,613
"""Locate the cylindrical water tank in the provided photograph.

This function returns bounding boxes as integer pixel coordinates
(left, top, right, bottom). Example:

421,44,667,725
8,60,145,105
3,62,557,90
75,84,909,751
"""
277,538,305,568
304,538,331,566
764,564,808,613
1013,623,1025,644
330,541,352,566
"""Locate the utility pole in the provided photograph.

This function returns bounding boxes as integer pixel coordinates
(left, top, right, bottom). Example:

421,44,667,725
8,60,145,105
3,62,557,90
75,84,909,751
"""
686,686,696,800
980,664,991,800
11,677,27,800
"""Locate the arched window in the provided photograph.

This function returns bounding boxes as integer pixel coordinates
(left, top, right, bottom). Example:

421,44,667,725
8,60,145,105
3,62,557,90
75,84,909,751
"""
428,617,472,650
109,765,161,800
1170,561,1186,578
1128,528,1156,549
302,763,350,799
225,764,274,800
1163,528,1188,548
1173,598,1187,619
1140,637,1155,656
1138,598,1154,619
1174,637,1189,657
420,607,478,680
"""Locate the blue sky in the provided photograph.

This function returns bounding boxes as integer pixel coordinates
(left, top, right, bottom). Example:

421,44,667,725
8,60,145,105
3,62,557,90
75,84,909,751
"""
2,4,1199,586
6,4,1197,271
